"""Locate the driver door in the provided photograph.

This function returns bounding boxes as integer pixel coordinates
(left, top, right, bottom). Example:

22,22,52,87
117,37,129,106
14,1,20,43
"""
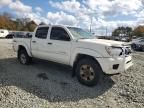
46,27,72,65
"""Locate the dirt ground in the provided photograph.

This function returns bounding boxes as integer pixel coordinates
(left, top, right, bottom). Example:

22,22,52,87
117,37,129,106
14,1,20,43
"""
0,39,144,108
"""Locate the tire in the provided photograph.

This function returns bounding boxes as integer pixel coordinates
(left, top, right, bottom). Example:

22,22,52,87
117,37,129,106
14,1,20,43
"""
18,49,31,65
75,58,102,86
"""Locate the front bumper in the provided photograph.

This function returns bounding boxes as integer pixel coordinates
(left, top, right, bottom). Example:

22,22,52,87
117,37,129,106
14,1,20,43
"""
96,55,133,74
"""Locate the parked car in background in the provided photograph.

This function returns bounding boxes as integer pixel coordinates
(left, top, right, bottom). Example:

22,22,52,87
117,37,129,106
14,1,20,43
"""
131,37,144,43
25,32,33,38
14,31,33,38
114,36,121,41
13,25,133,86
0,29,9,38
5,33,15,39
131,38,144,51
14,31,29,38
121,36,130,42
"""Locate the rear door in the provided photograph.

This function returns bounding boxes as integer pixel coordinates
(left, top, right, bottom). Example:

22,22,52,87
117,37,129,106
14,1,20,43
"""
31,27,49,59
46,26,72,65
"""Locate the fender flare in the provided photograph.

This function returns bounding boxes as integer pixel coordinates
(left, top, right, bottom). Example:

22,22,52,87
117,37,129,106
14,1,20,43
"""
18,43,32,57
70,47,103,66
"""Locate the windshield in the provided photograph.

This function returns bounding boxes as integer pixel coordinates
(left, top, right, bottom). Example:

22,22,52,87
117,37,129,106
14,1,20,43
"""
68,27,95,39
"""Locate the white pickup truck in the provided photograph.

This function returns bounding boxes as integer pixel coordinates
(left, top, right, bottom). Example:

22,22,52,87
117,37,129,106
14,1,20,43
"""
13,25,133,86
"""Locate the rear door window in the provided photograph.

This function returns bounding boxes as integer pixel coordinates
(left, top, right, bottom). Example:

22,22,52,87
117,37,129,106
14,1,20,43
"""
35,27,49,39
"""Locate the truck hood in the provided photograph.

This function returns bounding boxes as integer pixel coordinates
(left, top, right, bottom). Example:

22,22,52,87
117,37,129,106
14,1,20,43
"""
78,39,126,47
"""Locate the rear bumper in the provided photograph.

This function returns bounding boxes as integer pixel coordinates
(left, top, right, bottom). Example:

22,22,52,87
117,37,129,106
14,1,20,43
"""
96,55,133,74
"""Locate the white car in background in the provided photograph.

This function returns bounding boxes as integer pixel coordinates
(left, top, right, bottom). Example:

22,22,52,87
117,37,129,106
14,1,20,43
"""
0,29,9,38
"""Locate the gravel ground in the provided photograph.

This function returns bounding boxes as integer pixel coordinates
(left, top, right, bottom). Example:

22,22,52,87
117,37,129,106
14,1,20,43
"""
0,39,144,108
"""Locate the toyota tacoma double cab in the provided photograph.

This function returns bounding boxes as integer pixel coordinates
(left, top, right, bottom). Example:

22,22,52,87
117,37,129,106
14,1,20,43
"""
13,25,133,86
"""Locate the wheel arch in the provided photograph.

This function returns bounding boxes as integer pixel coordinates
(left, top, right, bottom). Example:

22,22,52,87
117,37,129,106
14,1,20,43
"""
72,53,103,77
18,45,32,57
70,48,103,66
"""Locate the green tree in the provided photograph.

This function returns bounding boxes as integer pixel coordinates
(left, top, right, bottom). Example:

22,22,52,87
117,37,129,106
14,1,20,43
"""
112,26,133,36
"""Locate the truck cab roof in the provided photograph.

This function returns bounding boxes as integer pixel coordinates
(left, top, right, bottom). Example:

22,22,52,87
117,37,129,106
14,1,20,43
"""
37,24,78,29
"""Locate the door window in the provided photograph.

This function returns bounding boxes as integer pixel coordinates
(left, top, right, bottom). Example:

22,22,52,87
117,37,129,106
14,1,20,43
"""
50,27,70,41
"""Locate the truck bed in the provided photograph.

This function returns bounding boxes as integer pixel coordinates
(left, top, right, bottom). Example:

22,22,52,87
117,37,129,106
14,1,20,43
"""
13,38,31,52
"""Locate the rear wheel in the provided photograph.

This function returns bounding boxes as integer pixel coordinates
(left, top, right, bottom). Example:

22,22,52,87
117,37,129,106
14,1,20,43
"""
76,58,102,86
18,49,31,65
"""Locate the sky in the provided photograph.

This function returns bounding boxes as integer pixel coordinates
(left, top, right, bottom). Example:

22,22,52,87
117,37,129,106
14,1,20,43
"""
0,0,144,35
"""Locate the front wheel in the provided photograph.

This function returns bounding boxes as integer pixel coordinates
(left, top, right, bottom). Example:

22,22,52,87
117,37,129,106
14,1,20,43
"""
18,50,31,65
76,58,102,86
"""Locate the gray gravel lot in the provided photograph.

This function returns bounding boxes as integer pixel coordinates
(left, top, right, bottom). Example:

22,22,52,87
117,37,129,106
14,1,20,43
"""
0,39,144,108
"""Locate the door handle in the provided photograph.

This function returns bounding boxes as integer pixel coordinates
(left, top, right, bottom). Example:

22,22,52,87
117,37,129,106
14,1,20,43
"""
32,41,36,43
47,42,52,45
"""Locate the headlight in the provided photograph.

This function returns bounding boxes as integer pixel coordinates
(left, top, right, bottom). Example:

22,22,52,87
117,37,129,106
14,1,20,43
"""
105,46,123,57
